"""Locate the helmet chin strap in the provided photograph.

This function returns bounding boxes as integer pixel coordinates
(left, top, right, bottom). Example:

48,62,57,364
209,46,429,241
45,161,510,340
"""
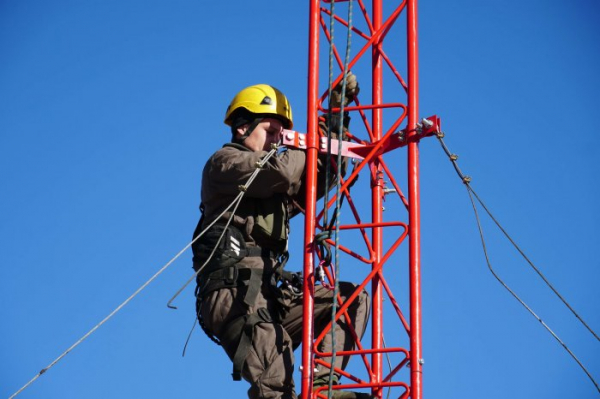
234,117,264,144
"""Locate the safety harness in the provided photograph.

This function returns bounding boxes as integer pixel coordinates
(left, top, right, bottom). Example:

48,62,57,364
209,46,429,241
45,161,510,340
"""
193,219,301,381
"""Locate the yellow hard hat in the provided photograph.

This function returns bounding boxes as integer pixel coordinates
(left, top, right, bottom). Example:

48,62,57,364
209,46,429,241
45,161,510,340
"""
224,84,293,129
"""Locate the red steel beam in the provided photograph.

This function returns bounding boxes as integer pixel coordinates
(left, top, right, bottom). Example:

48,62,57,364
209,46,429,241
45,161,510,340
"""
371,0,384,397
407,0,423,398
301,0,322,397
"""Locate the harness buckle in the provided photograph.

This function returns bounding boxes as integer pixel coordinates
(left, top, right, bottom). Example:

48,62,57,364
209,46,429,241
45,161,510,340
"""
224,265,238,285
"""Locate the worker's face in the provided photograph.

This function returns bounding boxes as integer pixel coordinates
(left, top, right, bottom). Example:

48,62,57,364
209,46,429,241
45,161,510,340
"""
238,118,284,152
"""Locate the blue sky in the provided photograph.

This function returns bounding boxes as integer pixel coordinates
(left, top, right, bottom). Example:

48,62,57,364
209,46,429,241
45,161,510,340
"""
1,1,599,398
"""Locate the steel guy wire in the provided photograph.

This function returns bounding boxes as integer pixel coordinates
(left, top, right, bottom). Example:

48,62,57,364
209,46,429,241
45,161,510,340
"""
466,186,599,393
9,144,279,399
435,131,600,394
436,130,599,342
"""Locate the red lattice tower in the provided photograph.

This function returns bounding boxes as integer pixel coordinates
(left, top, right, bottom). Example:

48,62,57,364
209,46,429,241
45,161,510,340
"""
294,0,439,398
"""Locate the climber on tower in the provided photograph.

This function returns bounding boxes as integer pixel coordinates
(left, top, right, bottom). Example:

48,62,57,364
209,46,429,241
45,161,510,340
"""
192,73,373,399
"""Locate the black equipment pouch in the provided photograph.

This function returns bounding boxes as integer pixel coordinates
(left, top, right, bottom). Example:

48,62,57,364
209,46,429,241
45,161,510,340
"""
194,223,254,312
194,223,276,304
193,223,247,274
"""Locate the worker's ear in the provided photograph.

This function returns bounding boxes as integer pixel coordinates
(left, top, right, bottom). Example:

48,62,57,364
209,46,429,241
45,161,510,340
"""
235,124,249,139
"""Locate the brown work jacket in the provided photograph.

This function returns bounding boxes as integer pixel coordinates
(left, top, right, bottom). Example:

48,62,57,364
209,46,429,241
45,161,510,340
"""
199,143,307,252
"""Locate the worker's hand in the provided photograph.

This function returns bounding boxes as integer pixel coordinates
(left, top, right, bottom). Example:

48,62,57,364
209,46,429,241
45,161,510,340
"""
329,71,359,109
319,114,349,140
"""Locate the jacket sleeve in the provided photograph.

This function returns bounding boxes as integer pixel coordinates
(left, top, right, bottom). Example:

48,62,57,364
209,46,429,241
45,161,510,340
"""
205,146,306,199
289,117,350,217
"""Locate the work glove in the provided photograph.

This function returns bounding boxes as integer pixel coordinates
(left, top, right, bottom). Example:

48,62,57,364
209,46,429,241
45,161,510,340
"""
329,71,360,109
319,113,349,140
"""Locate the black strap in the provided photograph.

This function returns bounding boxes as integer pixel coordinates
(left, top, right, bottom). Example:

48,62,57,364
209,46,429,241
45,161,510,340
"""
226,308,273,381
201,267,261,299
244,270,263,308
234,117,264,144
203,266,267,310
246,245,279,259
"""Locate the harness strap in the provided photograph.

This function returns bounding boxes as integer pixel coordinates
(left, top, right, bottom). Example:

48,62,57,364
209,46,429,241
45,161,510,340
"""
234,117,264,144
225,307,273,381
246,245,279,259
244,269,263,307
201,266,263,304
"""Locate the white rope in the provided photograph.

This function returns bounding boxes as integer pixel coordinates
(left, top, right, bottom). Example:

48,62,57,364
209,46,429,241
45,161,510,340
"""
9,144,280,399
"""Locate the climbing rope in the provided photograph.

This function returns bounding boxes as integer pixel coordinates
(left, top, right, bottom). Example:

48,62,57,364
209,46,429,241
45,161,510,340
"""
325,0,354,397
323,2,337,395
9,144,280,399
322,0,336,233
435,128,600,394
